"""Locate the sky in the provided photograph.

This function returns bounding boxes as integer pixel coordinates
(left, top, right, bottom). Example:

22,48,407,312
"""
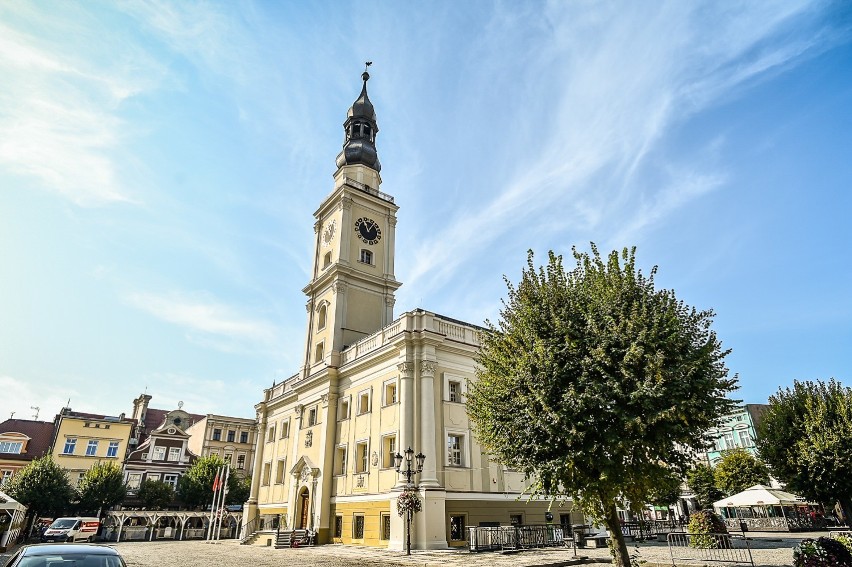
1,1,851,422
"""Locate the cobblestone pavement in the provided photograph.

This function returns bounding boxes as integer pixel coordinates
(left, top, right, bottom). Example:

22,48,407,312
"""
5,533,821,566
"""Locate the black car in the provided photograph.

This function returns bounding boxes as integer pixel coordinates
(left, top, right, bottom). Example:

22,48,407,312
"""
3,544,127,567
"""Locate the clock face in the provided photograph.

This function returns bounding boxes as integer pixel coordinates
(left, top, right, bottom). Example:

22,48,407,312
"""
354,217,382,245
322,220,336,246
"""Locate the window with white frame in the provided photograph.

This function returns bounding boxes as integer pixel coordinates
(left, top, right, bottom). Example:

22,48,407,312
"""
444,373,467,403
723,431,736,449
339,398,350,420
224,453,232,464
738,430,753,447
308,407,318,427
355,441,369,473
212,429,222,441
236,454,246,469
240,431,249,443
383,380,397,405
107,441,119,458
0,469,12,486
0,441,23,454
86,440,99,456
335,446,347,476
147,473,160,482
357,390,371,415
168,447,181,461
276,459,286,484
382,435,396,468
281,419,290,438
127,473,142,489
227,430,235,442
359,249,373,265
447,433,464,466
63,438,77,454
153,446,166,460
164,474,178,487
267,424,276,442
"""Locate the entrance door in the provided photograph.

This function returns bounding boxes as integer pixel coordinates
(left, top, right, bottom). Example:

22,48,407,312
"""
299,488,310,529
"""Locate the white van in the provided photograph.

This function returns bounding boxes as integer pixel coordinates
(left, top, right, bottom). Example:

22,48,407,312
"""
42,517,100,543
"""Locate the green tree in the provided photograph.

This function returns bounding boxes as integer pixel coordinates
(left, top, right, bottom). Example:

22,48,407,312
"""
713,448,769,496
137,479,175,509
686,463,724,509
77,461,127,515
466,246,737,567
645,467,684,508
226,474,251,506
5,456,75,527
757,379,852,521
177,455,244,509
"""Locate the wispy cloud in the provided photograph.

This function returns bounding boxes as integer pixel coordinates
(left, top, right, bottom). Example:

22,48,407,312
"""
124,290,280,349
0,375,76,423
399,1,843,299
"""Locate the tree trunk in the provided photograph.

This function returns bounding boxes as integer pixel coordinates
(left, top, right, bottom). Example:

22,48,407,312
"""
602,500,632,567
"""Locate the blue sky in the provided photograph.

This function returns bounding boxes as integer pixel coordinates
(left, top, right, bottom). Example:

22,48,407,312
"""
1,1,850,421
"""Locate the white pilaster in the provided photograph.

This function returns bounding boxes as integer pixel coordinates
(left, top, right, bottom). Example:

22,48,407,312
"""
418,360,439,488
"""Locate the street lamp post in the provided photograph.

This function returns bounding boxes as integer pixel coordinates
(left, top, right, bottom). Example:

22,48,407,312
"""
394,447,425,556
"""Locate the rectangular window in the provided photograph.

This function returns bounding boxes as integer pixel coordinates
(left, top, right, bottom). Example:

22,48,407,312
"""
380,513,391,540
738,430,753,447
127,473,142,489
382,435,397,468
236,454,246,469
147,473,160,482
510,514,523,527
212,428,222,441
448,381,461,403
77,472,85,486
281,420,290,438
359,249,373,265
0,470,12,486
262,463,271,486
276,459,286,484
559,514,571,528
227,430,235,442
153,446,166,460
447,434,463,466
164,474,178,487
63,438,77,455
224,453,232,464
168,447,181,461
334,516,343,538
450,515,466,541
355,441,368,473
315,342,324,363
335,446,347,476
240,431,249,444
107,441,119,458
353,515,365,539
0,441,23,453
358,390,371,415
384,380,397,405
308,407,317,427
86,440,99,456
339,399,350,420
267,425,275,442
723,432,736,449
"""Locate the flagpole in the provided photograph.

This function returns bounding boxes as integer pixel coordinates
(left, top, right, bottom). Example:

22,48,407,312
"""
216,464,231,541
207,465,222,541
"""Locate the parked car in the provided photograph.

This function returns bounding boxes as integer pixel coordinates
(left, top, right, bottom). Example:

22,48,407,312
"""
3,543,126,567
41,517,100,543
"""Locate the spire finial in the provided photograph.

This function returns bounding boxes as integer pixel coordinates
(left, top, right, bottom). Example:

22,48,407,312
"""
362,61,372,82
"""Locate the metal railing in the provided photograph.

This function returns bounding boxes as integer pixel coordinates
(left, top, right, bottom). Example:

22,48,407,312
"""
667,532,754,566
468,525,567,552
240,518,259,544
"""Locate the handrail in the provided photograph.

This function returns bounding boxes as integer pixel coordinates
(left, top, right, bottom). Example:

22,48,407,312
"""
239,518,259,544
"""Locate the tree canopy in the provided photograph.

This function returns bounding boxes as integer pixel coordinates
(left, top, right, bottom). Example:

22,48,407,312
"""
713,449,769,497
5,456,75,518
77,461,127,515
466,245,737,567
177,455,244,509
757,379,852,520
137,479,176,510
686,463,724,509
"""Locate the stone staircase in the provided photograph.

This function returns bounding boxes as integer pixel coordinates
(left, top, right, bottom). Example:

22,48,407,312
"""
275,529,312,549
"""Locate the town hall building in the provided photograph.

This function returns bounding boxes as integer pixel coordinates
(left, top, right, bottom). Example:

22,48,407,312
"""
242,70,582,549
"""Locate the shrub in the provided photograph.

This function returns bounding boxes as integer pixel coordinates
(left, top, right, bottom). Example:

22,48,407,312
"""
687,510,729,549
793,537,852,567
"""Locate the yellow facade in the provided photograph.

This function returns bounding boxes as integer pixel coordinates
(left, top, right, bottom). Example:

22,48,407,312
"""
51,410,134,484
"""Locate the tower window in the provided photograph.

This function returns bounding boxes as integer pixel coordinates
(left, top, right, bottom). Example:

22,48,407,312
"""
359,249,373,265
317,304,327,330
323,251,332,269
315,342,324,363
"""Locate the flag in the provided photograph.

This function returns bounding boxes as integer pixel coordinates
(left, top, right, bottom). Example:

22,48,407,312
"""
212,472,221,491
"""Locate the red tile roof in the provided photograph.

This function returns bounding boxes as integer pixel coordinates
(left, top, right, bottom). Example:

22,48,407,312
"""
0,419,56,461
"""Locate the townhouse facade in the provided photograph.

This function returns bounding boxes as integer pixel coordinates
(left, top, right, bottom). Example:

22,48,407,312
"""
0,419,55,487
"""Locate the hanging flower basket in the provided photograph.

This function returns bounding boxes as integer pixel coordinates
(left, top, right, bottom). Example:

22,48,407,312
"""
396,489,422,517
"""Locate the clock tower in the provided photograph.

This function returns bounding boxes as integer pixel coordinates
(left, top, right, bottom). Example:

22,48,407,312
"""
300,69,401,377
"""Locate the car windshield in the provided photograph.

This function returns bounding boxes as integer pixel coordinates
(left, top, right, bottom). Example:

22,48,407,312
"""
19,554,126,567
49,520,77,529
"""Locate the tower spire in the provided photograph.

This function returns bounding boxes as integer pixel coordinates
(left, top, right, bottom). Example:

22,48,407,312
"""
336,64,381,172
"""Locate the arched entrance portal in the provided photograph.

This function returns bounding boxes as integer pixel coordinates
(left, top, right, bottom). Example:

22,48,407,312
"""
298,487,310,529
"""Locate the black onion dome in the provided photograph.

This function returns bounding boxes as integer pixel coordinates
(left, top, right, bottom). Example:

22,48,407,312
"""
336,70,381,172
